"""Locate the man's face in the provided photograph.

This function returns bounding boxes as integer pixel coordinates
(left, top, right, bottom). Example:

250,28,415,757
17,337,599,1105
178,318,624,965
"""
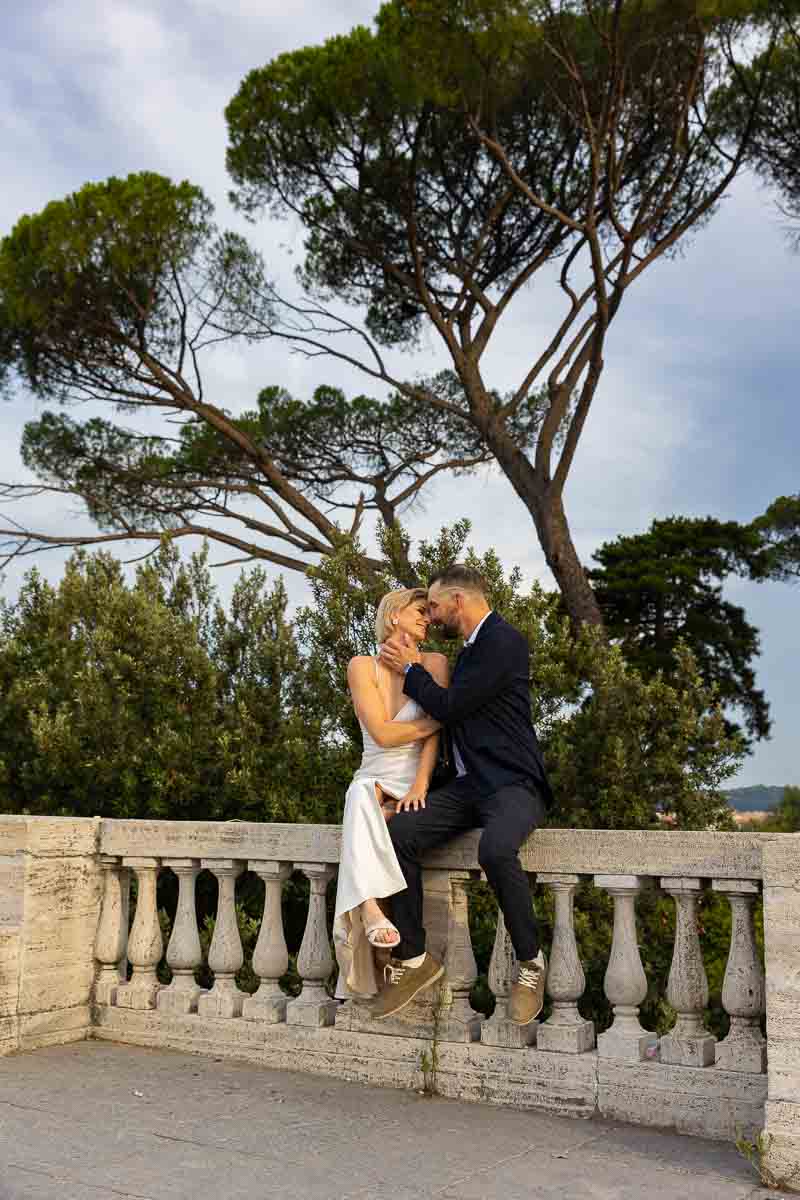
426,582,461,639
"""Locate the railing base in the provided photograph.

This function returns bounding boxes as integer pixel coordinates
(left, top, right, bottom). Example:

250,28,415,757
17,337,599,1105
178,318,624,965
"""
93,1003,596,1118
598,1057,766,1141
335,993,441,1040
90,1004,766,1143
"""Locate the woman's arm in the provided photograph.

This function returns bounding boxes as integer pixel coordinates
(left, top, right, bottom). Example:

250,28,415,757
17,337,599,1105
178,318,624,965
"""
396,654,450,814
348,657,440,748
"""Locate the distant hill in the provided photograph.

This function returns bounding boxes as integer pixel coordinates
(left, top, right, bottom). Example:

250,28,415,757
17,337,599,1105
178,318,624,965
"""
724,785,785,813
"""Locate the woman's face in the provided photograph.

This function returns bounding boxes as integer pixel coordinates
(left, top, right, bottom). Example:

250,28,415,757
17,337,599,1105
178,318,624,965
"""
393,598,430,643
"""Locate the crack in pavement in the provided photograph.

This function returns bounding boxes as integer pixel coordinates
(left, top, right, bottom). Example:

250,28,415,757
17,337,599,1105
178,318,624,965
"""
427,1138,554,1199
5,1163,156,1200
148,1129,283,1162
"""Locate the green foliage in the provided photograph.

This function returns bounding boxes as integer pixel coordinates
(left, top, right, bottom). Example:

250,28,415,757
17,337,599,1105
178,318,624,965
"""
735,1129,800,1192
0,171,268,408
749,784,800,831
548,642,742,830
0,544,349,821
1,173,210,332
752,493,800,580
716,10,800,235
590,516,770,746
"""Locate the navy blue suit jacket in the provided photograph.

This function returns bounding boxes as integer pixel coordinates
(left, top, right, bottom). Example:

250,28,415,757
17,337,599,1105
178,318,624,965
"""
403,611,553,806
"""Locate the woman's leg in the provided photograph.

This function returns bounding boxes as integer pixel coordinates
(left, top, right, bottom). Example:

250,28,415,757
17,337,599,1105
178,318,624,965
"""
335,780,406,958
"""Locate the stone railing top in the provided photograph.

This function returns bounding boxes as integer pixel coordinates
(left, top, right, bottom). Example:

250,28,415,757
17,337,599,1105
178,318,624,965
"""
93,818,788,880
0,816,793,882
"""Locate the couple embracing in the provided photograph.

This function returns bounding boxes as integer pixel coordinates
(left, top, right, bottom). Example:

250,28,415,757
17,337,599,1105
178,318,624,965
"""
333,563,552,1026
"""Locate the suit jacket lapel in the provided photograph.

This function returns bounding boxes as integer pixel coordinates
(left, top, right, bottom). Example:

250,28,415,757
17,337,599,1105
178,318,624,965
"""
452,643,471,680
452,612,498,681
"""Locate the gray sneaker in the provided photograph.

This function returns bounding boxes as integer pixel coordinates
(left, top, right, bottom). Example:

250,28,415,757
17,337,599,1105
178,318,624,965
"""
371,954,444,1020
508,952,547,1025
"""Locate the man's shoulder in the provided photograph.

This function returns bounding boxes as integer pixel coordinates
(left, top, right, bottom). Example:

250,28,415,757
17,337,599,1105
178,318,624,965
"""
479,612,526,647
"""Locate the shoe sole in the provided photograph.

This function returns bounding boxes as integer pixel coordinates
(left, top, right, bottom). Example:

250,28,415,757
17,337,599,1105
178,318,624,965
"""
510,1002,543,1026
372,963,445,1020
509,990,545,1025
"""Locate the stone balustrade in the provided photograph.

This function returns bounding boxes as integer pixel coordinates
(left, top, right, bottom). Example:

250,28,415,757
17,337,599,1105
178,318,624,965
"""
0,816,798,1191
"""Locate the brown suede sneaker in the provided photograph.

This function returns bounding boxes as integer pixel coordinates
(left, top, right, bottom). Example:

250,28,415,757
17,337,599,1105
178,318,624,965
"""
371,954,445,1020
508,953,547,1025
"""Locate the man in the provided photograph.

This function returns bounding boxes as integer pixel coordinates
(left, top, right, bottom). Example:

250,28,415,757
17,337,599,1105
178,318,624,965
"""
375,563,552,1023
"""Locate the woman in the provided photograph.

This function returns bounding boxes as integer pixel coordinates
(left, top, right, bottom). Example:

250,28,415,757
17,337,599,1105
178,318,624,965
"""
333,588,449,999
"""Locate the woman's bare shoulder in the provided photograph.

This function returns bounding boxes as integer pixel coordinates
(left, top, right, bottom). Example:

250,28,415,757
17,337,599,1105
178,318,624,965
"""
347,654,376,677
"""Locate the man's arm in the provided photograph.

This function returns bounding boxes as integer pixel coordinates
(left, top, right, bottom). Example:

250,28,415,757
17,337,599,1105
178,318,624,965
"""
347,657,441,747
403,635,520,724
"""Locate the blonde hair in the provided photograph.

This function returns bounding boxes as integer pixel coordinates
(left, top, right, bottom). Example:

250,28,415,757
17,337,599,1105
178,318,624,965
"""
375,588,428,645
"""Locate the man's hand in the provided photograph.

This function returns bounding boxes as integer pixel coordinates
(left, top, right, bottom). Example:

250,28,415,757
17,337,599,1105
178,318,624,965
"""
395,783,428,813
379,632,422,675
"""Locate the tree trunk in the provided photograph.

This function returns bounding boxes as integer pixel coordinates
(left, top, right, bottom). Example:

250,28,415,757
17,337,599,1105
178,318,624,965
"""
536,489,605,632
479,420,604,631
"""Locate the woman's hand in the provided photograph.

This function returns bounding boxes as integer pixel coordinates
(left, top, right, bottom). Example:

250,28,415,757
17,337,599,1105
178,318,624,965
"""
396,783,428,813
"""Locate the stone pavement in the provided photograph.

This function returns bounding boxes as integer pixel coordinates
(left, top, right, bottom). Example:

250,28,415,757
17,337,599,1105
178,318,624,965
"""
0,1042,779,1200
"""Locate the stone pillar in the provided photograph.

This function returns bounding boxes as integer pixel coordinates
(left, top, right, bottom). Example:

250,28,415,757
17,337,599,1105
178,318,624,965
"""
437,872,481,1043
197,859,246,1019
286,863,338,1028
243,861,292,1023
659,877,715,1067
537,874,594,1054
594,875,657,1062
480,907,537,1048
116,857,163,1011
761,837,800,1193
713,879,766,1073
94,856,129,1007
13,817,105,1051
157,859,204,1015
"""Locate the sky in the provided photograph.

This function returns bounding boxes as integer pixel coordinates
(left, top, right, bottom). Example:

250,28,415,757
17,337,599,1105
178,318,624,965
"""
0,0,797,789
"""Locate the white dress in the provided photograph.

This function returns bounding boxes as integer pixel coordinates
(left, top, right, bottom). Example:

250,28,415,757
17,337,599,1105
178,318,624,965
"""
333,660,425,999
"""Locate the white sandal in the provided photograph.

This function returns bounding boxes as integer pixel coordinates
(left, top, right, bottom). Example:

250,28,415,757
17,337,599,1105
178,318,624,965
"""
363,917,401,949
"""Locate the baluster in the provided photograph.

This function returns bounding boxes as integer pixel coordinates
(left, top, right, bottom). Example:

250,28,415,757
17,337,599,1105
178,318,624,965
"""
197,859,246,1018
158,859,205,1015
437,871,481,1043
480,907,536,1047
286,863,338,1027
712,879,766,1073
659,877,715,1067
116,857,162,1011
594,874,658,1061
537,874,594,1053
243,861,292,1023
94,857,129,1006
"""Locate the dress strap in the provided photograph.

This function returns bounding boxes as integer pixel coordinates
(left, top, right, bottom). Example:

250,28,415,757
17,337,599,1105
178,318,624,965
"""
373,655,380,684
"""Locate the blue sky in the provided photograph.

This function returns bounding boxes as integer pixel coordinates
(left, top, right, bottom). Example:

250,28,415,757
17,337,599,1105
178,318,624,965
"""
1,1,797,789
